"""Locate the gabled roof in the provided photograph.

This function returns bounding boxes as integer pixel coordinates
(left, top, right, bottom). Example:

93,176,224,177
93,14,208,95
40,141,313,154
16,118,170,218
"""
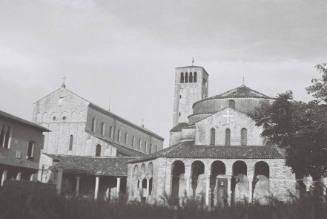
0,148,39,169
209,85,272,100
129,141,284,163
94,135,145,157
47,154,135,177
0,110,49,132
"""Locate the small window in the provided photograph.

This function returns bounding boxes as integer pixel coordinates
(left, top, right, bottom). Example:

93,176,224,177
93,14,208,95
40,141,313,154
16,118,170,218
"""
229,100,235,109
189,72,193,83
194,72,197,82
241,128,247,146
225,128,231,146
95,144,101,157
52,116,56,121
132,136,135,147
69,135,73,151
144,142,147,153
180,73,184,83
27,141,34,159
185,72,189,83
58,97,64,106
62,116,66,121
4,127,11,149
117,129,121,142
91,118,96,132
139,139,141,149
109,126,113,138
210,128,215,145
125,133,128,144
101,122,106,136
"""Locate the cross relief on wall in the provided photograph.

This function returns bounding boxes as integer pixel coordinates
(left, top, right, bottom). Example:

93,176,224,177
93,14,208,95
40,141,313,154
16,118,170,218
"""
222,109,234,124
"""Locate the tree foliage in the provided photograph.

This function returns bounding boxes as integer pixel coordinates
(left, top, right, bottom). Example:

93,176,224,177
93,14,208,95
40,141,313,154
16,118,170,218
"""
250,64,327,179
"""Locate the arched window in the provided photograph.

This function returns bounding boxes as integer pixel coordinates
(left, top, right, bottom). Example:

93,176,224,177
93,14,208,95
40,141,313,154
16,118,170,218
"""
117,129,120,142
95,144,101,157
225,128,231,146
210,128,215,145
3,127,11,149
228,100,235,109
132,136,135,147
69,135,73,151
91,118,96,132
194,72,197,82
185,72,189,83
180,73,184,83
241,128,247,146
109,126,113,138
0,125,5,147
101,122,105,136
125,133,128,144
189,72,193,83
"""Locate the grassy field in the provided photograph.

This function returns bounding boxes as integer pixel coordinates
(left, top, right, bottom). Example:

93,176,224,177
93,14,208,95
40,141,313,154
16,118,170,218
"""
0,181,326,219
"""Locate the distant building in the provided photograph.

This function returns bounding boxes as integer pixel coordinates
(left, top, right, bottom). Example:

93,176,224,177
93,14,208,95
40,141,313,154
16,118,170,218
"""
127,66,297,206
0,110,48,186
33,84,164,200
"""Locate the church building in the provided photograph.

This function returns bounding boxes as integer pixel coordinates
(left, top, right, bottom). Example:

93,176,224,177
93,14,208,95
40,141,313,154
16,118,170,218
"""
33,83,164,200
127,66,297,206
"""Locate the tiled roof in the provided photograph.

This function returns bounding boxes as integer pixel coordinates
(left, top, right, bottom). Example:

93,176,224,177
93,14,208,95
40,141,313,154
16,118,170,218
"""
94,136,145,157
0,110,49,132
0,148,39,169
47,154,135,176
170,123,190,132
210,85,272,99
130,141,284,163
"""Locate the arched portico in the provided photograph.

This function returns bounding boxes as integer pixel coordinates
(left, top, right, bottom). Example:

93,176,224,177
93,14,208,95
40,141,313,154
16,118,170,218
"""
191,161,205,198
171,160,186,204
232,161,248,203
253,161,270,204
210,161,226,207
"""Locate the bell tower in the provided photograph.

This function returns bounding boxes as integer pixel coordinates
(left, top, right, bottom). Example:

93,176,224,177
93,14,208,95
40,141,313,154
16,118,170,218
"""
172,65,209,127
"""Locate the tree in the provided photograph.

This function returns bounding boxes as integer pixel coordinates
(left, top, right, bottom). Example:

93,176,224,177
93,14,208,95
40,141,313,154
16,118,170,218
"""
306,63,327,103
250,65,327,181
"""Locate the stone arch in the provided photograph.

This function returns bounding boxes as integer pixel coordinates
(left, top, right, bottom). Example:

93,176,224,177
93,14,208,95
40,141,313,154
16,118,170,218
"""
171,160,185,203
191,160,205,197
210,161,226,206
253,161,270,204
232,161,248,203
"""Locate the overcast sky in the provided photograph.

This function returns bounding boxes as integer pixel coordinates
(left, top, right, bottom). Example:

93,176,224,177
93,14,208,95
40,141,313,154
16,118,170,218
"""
0,0,326,144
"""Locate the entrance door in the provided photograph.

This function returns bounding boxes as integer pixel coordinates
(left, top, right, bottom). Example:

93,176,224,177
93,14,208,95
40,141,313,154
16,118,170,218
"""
216,177,228,207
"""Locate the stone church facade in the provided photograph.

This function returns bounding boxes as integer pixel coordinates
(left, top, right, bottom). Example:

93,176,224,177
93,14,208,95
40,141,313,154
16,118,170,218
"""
33,84,164,200
127,66,297,206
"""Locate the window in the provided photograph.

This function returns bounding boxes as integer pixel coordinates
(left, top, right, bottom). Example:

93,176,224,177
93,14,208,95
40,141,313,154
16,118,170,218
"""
144,142,147,153
132,136,135,147
62,116,66,121
139,139,141,149
95,144,101,157
185,72,189,83
117,129,120,142
27,141,34,159
58,96,64,105
0,125,5,147
125,133,128,144
109,126,113,138
3,127,11,149
194,72,197,82
210,128,215,145
180,73,184,83
69,135,73,151
225,128,231,146
228,100,235,109
52,116,56,121
101,122,106,136
91,118,96,132
241,128,247,146
189,72,193,83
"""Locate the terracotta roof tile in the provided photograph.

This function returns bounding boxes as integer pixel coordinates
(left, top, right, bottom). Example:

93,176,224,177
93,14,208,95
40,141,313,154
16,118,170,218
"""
130,141,284,163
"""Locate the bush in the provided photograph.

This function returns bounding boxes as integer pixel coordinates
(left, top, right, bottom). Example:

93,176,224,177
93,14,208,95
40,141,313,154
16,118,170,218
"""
0,181,326,219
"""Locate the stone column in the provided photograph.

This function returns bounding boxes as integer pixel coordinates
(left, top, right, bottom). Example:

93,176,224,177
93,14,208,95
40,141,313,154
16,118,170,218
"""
116,177,121,198
227,176,232,206
247,165,255,204
1,170,7,187
94,176,100,200
75,176,80,197
205,175,210,207
185,163,191,197
248,179,253,203
16,172,22,181
56,168,63,195
146,178,150,197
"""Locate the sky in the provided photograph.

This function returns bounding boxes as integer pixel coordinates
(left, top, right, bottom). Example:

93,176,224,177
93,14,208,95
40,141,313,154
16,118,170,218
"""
0,0,326,145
